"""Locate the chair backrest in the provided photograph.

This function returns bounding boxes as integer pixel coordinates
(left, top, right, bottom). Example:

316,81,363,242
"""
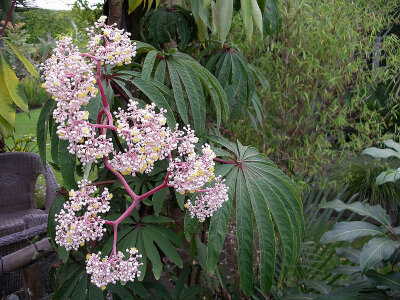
0,152,45,213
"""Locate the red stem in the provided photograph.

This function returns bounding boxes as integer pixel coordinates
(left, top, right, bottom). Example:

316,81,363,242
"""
214,157,237,165
0,0,16,37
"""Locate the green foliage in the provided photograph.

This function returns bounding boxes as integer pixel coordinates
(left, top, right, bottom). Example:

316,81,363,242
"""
362,139,400,185
327,154,400,207
21,9,75,43
139,6,196,50
20,75,50,107
204,135,303,295
199,43,266,127
229,0,399,178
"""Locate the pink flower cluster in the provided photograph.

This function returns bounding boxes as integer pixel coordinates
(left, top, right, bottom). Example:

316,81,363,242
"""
110,100,176,175
185,176,229,222
55,180,112,251
86,248,142,290
169,143,216,193
86,16,136,66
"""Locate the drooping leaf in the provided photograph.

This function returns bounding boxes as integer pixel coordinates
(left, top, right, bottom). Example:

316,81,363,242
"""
167,61,189,124
241,0,254,41
320,200,391,227
320,221,385,244
360,237,400,271
108,283,135,300
216,0,233,43
0,73,15,130
3,39,39,78
141,50,158,80
71,275,88,300
0,53,28,112
251,0,263,37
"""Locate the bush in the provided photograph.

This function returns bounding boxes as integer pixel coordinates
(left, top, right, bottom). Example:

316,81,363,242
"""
20,75,50,108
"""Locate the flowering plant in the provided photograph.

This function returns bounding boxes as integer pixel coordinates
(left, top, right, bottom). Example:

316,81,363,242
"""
39,14,302,298
42,16,229,290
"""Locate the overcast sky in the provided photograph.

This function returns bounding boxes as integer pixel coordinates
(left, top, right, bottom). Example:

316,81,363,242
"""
30,0,104,10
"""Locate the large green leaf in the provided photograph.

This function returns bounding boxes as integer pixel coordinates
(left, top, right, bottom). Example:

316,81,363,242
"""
320,221,385,244
360,237,400,271
0,72,15,130
251,0,263,37
262,0,280,36
3,39,39,78
236,170,254,296
366,270,400,291
206,136,303,292
0,53,28,112
167,61,189,124
37,98,55,167
58,139,77,190
216,0,233,43
320,200,391,227
241,0,253,41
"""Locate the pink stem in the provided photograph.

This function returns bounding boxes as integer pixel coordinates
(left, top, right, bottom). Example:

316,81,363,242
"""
0,0,16,37
214,157,237,165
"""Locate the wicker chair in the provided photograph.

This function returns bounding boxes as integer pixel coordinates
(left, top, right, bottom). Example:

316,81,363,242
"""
0,152,59,297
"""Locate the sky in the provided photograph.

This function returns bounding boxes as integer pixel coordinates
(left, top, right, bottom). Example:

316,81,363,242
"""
29,0,103,10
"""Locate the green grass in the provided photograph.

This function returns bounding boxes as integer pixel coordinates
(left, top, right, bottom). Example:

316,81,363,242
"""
6,108,64,184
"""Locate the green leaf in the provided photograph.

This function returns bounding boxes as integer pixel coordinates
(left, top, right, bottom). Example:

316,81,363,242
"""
336,247,360,264
251,0,263,37
184,210,198,241
320,200,391,227
58,139,77,190
3,39,39,78
154,59,166,83
89,283,104,299
320,221,385,244
145,226,183,268
128,0,144,14
142,215,173,223
366,270,400,291
241,0,253,41
360,237,400,271
262,0,280,36
142,50,158,80
167,61,189,124
0,73,15,130
207,167,238,273
362,147,400,159
236,170,253,296
132,77,176,128
47,194,66,245
71,275,88,300
142,228,163,279
216,0,233,43
108,283,135,300
37,98,55,167
152,184,167,216
53,268,83,300
329,265,360,275
0,53,28,112
172,60,205,133
51,123,60,166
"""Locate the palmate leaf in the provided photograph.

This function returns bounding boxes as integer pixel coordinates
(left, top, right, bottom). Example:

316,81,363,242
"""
114,45,228,132
205,135,303,294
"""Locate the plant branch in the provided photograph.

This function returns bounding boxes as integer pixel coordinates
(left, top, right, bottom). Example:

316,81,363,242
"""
0,0,16,37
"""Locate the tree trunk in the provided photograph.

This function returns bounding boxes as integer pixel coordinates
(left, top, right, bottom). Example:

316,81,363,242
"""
108,0,122,28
